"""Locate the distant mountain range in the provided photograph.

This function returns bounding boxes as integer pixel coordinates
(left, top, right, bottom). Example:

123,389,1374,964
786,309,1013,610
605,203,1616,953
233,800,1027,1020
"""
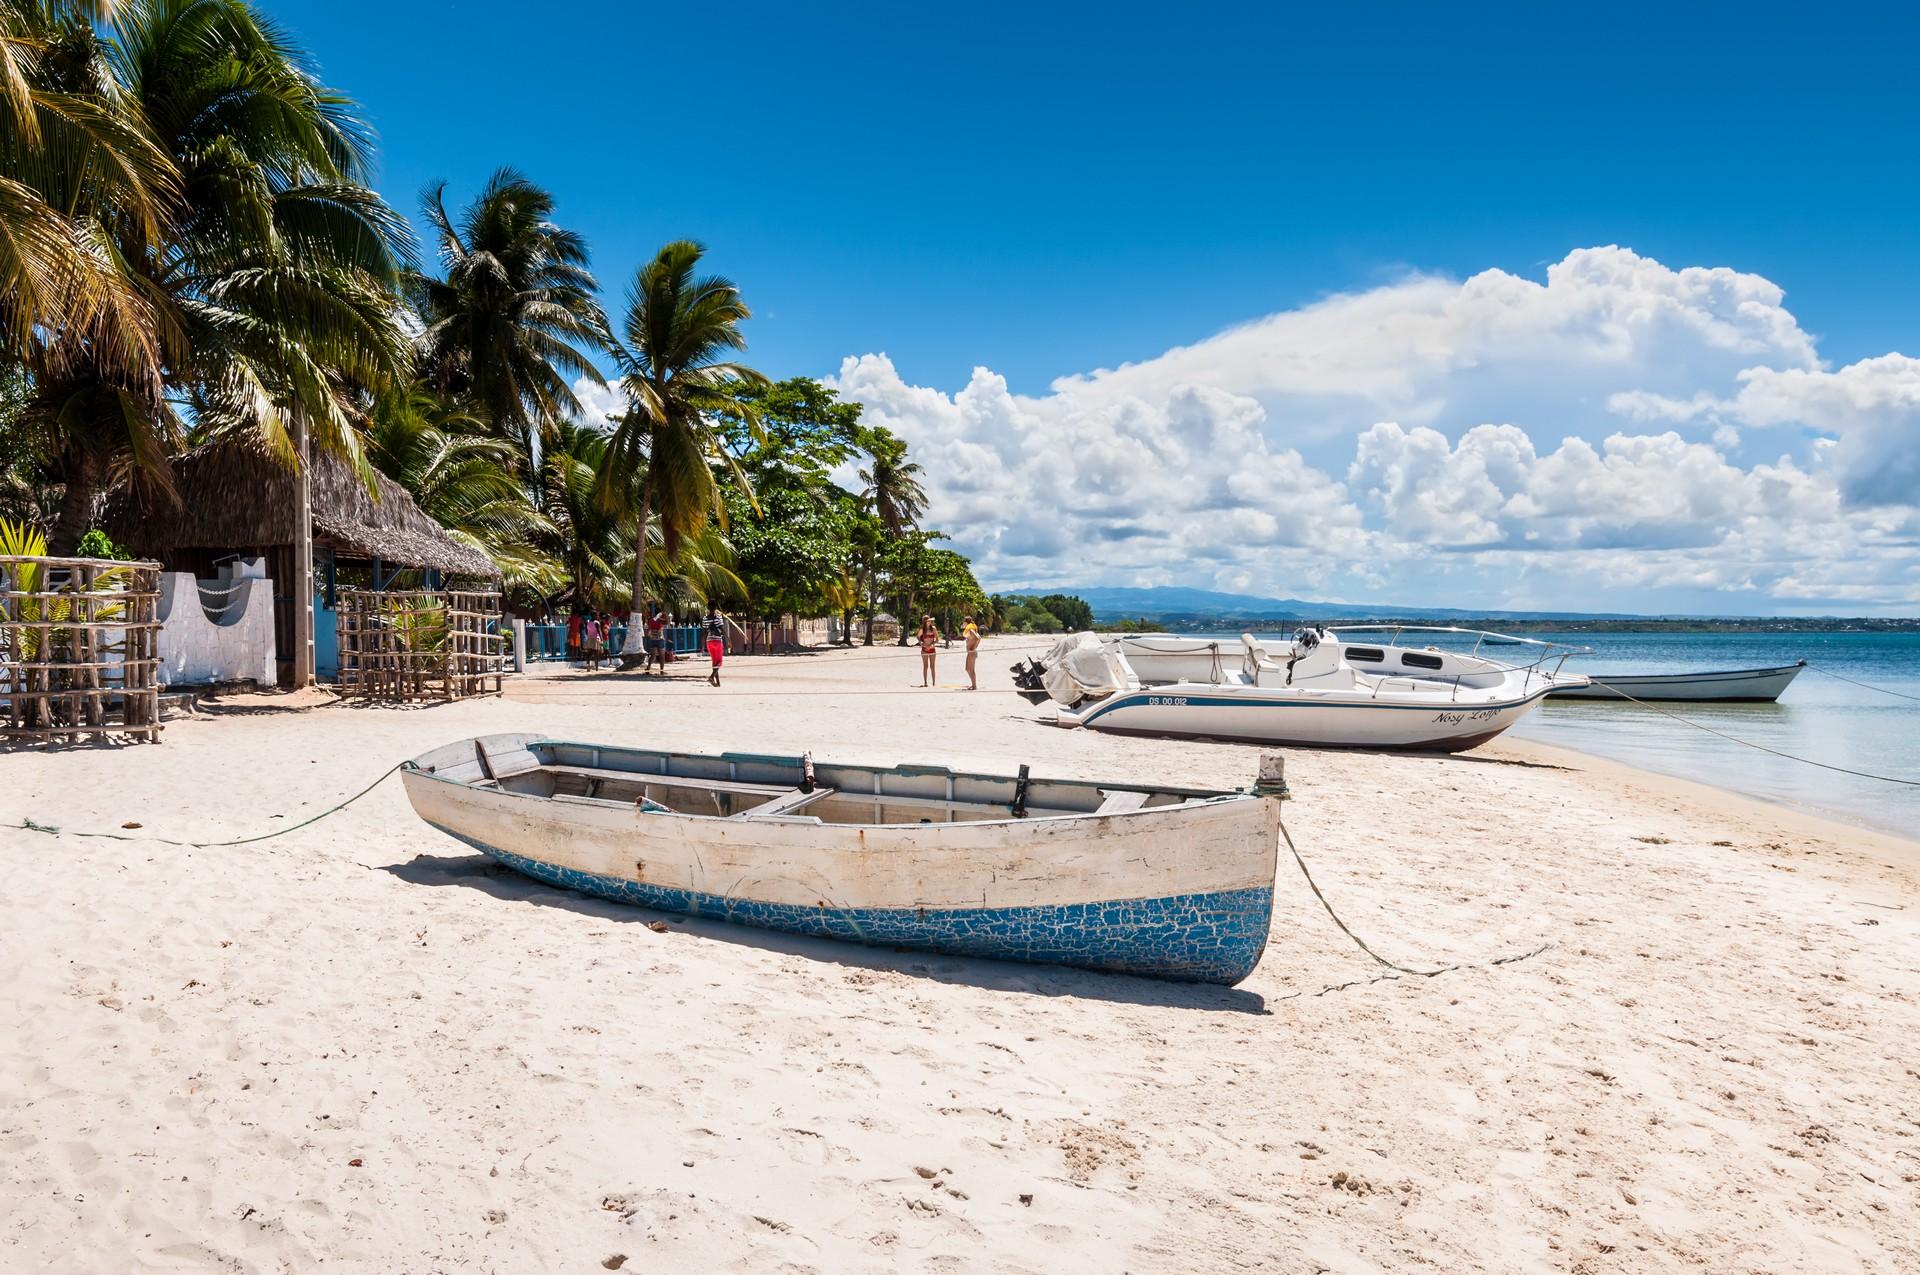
1000,585,1648,623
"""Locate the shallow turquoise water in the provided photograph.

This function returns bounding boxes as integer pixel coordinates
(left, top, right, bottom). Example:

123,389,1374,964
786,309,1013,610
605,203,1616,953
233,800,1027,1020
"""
1511,631,1919,836
1210,630,1920,835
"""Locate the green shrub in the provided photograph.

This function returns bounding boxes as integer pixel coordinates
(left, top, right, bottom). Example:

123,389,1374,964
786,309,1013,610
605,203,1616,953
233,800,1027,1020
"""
74,529,129,560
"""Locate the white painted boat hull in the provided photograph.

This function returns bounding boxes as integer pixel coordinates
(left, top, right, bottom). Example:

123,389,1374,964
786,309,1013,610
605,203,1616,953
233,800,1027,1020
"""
1548,662,1805,703
1023,629,1589,752
400,735,1282,984
1055,683,1563,751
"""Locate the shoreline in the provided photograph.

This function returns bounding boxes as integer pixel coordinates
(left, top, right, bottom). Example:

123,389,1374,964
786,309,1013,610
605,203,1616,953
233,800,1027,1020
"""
1490,734,1920,868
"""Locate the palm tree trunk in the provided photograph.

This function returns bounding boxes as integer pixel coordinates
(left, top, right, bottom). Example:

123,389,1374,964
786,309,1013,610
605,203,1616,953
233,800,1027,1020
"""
50,450,103,556
862,570,876,645
618,487,652,666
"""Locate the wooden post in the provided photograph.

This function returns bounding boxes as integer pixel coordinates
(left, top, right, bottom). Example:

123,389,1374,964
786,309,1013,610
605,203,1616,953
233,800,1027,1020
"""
0,555,161,744
291,416,315,687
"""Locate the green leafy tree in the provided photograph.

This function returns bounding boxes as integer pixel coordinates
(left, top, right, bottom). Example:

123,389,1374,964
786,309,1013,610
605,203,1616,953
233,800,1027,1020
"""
723,482,849,620
712,377,866,622
1038,593,1094,630
848,510,884,643
920,547,988,636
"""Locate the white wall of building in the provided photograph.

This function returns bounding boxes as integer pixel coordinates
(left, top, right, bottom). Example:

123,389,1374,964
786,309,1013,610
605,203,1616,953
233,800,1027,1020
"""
156,557,277,687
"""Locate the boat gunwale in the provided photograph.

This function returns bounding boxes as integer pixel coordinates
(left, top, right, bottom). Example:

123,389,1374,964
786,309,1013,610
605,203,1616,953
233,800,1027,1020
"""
1571,662,1807,685
1070,679,1572,728
401,735,1260,833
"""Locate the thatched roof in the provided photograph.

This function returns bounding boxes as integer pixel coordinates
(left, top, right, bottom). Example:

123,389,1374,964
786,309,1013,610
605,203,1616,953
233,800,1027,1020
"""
104,442,498,577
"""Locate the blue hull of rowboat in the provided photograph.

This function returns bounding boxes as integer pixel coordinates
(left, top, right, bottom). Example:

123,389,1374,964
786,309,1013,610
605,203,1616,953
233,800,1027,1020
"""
433,826,1275,985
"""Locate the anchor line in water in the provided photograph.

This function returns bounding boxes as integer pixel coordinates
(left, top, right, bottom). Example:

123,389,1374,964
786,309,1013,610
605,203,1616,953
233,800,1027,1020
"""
1801,662,1920,703
1580,683,1920,788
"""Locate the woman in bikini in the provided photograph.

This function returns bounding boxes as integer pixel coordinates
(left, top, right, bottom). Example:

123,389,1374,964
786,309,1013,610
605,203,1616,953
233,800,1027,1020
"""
918,615,940,687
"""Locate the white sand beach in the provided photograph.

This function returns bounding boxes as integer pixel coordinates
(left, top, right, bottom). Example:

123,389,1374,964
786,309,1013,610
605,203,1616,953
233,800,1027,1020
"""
4,636,1917,1273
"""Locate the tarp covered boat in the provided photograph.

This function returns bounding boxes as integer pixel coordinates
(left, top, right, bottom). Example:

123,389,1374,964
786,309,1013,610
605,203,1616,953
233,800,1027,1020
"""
401,734,1281,985
1546,661,1805,702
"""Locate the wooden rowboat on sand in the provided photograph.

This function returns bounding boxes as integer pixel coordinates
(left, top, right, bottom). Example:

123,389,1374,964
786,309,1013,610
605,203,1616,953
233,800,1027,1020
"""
401,734,1282,985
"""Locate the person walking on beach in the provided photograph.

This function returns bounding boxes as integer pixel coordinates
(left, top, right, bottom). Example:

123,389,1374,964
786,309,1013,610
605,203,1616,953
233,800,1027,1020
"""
918,615,940,687
704,607,727,687
645,604,670,675
963,614,981,690
581,612,604,672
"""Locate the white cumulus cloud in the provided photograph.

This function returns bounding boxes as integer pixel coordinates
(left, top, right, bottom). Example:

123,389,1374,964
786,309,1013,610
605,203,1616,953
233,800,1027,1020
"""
824,246,1920,613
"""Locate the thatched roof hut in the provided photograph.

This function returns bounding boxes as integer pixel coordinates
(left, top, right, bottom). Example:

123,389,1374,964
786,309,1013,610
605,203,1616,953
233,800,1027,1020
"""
105,441,497,578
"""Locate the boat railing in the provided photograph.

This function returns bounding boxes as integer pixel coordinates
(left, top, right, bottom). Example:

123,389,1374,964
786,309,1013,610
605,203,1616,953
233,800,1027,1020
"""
1322,624,1593,686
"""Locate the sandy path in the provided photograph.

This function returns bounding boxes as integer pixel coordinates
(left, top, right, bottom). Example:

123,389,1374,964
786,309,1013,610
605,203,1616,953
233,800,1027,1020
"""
3,637,1917,1272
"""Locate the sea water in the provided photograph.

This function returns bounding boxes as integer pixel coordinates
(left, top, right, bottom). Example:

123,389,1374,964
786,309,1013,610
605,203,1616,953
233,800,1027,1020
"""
1203,629,1920,836
1512,630,1919,838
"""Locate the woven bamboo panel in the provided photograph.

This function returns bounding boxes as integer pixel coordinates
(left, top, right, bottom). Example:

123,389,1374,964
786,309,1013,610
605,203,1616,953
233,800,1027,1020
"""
0,555,162,744
335,588,508,701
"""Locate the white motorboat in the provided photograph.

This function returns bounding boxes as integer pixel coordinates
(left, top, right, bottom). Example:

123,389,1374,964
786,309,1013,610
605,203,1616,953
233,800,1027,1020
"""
1012,627,1590,752
1547,661,1805,703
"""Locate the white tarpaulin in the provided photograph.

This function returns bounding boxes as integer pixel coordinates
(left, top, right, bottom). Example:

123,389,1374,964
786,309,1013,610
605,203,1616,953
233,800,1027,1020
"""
1040,632,1131,705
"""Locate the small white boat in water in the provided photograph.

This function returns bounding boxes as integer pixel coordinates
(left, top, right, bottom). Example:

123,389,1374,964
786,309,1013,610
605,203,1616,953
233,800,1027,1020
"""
1547,661,1805,703
1012,627,1589,752
401,734,1281,984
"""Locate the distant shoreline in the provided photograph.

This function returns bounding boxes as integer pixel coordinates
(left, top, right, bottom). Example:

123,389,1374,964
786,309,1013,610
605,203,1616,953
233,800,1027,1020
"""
1091,616,1920,634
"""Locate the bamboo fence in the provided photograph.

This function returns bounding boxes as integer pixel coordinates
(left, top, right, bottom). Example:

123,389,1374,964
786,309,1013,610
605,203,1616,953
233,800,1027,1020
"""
0,555,162,744
336,588,507,701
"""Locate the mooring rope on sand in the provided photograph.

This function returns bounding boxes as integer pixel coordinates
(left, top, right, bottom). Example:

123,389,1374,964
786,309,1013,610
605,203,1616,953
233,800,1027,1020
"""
1277,813,1550,979
11,762,404,848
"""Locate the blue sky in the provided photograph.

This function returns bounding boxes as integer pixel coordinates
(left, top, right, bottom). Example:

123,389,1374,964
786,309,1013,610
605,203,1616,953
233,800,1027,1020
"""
270,1,1920,613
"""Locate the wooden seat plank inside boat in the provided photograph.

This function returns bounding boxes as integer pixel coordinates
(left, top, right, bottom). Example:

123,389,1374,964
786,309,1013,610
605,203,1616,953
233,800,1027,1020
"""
1095,789,1152,814
545,764,793,797
737,787,836,819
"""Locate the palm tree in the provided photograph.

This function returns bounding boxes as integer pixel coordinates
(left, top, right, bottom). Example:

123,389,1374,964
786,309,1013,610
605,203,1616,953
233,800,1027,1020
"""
411,168,610,468
370,381,560,591
537,419,743,614
596,240,766,663
859,429,927,536
536,417,627,609
17,0,414,552
0,0,175,399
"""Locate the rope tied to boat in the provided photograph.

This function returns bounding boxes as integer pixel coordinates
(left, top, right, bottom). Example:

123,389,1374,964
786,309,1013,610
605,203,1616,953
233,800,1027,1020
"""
1581,682,1920,787
1802,662,1920,703
8,762,403,848
1277,811,1550,979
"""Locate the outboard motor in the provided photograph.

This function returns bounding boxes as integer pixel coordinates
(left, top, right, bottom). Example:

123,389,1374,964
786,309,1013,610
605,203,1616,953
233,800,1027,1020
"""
1010,657,1053,705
